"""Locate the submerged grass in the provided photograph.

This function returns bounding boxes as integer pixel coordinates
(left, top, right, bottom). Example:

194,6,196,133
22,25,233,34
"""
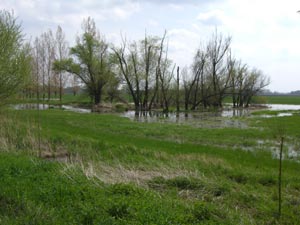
1,108,300,224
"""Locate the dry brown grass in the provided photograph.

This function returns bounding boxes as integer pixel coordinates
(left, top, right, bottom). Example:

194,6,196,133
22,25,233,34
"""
79,162,201,185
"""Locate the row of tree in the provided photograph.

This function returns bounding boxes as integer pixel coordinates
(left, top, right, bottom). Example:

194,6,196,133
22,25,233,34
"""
26,26,80,102
1,10,270,110
53,17,269,111
183,33,270,109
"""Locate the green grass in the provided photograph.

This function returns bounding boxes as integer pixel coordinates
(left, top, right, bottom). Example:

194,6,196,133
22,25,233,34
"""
1,108,300,224
263,95,300,105
13,93,92,107
223,95,300,105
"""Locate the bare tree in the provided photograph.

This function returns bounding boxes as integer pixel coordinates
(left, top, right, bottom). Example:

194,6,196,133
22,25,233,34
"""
206,31,232,107
55,26,69,103
41,30,56,101
156,32,175,112
70,75,81,96
113,32,173,111
113,38,141,110
176,66,180,112
243,69,270,107
182,66,193,110
190,48,207,109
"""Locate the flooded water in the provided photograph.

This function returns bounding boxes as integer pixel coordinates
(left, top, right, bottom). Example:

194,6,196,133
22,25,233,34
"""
13,103,300,159
13,104,91,113
13,103,300,128
121,110,248,128
267,104,300,111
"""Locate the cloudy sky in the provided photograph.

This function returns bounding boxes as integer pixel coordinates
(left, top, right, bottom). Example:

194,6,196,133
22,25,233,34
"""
1,0,300,92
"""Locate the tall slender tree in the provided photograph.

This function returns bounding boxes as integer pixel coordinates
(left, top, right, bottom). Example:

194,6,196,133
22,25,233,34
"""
55,26,68,103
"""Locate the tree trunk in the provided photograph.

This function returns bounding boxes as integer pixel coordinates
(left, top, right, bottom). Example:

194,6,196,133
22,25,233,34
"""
176,66,180,112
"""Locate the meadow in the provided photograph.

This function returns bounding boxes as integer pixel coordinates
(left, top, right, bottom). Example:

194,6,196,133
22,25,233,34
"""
0,96,300,224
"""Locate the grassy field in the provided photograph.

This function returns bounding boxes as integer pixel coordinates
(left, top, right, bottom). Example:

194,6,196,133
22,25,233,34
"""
1,107,300,224
16,93,300,107
263,96,300,105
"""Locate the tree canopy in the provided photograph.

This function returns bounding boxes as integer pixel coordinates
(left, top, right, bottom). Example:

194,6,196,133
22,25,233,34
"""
0,10,31,104
54,17,114,105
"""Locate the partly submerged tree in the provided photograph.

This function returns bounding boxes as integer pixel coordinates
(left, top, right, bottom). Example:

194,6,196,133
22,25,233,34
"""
186,30,269,109
54,17,113,105
0,10,31,104
113,32,174,111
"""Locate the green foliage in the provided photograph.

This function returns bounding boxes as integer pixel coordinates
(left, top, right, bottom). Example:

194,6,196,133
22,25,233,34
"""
0,10,31,104
53,17,116,105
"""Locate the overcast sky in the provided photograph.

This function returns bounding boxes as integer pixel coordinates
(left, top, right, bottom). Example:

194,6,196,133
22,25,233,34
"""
1,0,300,92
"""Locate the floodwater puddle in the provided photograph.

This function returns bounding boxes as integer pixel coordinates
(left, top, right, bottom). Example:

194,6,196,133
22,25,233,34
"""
13,103,300,161
13,103,299,128
259,112,293,118
267,104,300,111
122,110,248,128
14,103,91,113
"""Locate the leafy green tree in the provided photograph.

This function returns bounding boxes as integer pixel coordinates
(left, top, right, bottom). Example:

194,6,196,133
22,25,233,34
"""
54,17,113,105
0,10,31,104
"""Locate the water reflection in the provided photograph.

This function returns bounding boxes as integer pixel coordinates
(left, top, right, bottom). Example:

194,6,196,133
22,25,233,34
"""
268,104,300,110
13,103,300,128
122,110,248,128
14,104,91,113
14,103,52,110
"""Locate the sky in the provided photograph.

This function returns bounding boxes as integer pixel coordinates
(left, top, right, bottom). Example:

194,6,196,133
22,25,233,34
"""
1,0,300,92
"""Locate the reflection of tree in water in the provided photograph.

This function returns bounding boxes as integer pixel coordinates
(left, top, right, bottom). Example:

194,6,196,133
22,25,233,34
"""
126,109,249,128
